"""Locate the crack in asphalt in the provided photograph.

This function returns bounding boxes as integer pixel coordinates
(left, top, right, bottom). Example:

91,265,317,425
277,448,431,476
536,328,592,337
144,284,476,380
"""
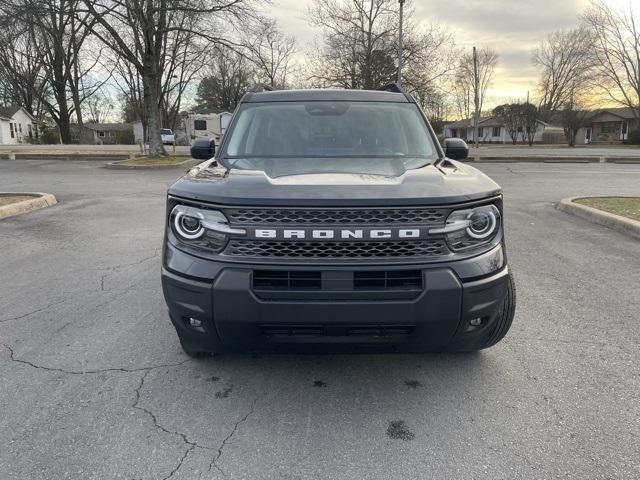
99,249,159,291
2,344,189,375
208,396,260,478
0,299,67,323
133,370,214,480
3,343,207,479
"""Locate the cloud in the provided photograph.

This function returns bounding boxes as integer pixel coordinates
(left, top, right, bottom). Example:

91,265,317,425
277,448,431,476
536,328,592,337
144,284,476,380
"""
268,0,626,105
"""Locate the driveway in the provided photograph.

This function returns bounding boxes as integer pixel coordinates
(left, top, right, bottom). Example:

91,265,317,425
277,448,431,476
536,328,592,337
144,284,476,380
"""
1,159,639,479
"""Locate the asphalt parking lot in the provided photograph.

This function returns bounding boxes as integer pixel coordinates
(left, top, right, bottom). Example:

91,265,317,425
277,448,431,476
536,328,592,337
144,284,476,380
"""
1,159,639,479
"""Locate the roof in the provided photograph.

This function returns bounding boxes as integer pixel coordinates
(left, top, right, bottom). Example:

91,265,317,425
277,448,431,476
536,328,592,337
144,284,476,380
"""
0,105,37,121
0,105,20,118
589,107,638,120
83,123,132,131
446,116,558,129
242,89,410,103
445,116,495,129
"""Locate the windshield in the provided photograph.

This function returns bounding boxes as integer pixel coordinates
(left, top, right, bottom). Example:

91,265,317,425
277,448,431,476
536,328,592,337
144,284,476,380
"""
220,101,437,176
161,129,172,135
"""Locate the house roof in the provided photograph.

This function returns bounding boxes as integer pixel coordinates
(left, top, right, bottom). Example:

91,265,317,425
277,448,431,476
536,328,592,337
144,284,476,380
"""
0,105,21,119
445,116,512,129
589,107,638,120
0,105,38,122
83,123,132,131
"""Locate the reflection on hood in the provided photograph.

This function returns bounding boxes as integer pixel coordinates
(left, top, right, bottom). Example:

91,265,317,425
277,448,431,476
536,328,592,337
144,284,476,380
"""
224,157,433,179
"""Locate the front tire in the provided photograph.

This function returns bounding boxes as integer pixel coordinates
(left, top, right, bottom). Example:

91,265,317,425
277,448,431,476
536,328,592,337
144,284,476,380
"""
480,274,516,349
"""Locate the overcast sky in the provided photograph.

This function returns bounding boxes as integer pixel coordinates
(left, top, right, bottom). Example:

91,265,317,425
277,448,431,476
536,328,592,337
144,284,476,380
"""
269,0,633,106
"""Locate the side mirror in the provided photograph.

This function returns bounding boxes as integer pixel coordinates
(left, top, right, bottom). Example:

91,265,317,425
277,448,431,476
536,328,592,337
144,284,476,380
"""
190,139,216,160
444,138,469,160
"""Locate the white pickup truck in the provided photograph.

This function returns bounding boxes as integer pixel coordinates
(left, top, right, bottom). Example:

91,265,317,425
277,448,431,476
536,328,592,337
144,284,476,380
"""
161,128,175,145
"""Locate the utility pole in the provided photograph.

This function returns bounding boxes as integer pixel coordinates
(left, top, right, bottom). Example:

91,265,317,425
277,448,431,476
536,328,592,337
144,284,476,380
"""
472,46,480,149
397,0,405,87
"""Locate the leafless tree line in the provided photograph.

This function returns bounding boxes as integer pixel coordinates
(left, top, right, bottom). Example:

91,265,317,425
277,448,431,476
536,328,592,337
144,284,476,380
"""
0,0,298,155
532,0,640,143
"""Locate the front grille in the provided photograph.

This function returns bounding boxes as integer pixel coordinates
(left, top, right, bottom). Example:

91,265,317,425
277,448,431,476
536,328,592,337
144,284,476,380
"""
226,240,447,259
224,207,447,225
252,269,423,291
260,324,414,338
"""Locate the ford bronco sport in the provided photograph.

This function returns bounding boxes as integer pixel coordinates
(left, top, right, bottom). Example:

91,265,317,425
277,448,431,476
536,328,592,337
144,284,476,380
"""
162,87,515,356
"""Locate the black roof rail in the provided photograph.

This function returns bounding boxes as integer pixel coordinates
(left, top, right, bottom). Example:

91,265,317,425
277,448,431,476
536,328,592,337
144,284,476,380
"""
377,83,404,94
251,83,275,93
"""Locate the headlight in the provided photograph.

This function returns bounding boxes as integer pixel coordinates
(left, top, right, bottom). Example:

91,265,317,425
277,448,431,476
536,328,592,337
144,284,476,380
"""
169,205,245,253
430,204,501,252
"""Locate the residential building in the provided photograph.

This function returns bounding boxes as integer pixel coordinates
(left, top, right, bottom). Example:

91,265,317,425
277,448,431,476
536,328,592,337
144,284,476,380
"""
80,123,137,145
443,116,559,144
577,107,639,144
0,106,39,145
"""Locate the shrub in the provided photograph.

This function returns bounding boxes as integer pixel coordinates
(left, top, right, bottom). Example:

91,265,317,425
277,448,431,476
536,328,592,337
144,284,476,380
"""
39,125,59,144
113,129,135,145
628,129,640,145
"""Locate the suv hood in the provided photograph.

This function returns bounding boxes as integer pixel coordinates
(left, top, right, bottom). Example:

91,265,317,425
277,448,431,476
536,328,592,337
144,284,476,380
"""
168,160,501,206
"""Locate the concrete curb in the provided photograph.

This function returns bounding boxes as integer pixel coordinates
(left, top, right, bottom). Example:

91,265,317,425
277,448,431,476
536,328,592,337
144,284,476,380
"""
471,156,602,163
557,197,640,240
0,193,58,219
103,158,194,170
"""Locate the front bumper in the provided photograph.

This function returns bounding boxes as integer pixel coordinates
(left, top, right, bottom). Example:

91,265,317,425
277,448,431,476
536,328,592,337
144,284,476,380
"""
161,242,511,353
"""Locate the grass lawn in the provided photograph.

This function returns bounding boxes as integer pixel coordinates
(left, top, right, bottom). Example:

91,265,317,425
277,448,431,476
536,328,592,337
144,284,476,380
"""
575,197,640,222
116,156,190,166
0,195,34,207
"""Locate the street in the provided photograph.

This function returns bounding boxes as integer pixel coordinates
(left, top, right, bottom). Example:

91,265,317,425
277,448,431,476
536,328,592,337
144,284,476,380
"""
1,159,639,479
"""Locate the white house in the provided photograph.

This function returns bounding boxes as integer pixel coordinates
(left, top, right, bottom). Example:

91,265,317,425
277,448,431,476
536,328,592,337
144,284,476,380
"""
0,106,39,145
443,116,561,144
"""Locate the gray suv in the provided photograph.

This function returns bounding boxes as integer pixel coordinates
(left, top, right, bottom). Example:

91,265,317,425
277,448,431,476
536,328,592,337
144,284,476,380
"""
162,87,515,356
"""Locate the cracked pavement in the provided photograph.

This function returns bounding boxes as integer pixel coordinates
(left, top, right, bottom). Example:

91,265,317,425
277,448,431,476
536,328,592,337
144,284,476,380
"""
1,158,639,479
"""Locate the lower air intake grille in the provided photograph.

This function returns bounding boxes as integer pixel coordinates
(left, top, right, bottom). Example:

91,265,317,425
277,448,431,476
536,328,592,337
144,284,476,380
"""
253,270,321,290
354,270,422,290
260,325,414,338
226,240,447,259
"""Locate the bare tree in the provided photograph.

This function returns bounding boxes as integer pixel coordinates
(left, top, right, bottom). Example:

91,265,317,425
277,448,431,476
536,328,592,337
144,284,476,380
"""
307,0,455,93
245,19,296,88
493,103,523,145
195,45,254,112
77,0,259,156
0,0,102,142
521,103,539,146
84,91,114,123
0,25,47,117
532,27,595,119
452,74,472,120
455,47,498,120
582,1,640,123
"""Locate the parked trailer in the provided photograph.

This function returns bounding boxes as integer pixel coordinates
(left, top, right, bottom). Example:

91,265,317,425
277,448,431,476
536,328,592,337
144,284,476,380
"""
183,112,232,144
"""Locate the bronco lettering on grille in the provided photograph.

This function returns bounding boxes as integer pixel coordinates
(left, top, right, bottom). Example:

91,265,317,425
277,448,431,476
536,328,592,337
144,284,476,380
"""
250,227,427,241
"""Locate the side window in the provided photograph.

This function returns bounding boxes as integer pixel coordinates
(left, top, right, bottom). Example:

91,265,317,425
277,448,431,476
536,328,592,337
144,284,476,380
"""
194,120,207,131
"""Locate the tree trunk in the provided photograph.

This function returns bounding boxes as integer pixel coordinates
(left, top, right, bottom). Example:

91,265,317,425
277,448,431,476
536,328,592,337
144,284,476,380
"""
143,69,167,157
58,117,71,144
